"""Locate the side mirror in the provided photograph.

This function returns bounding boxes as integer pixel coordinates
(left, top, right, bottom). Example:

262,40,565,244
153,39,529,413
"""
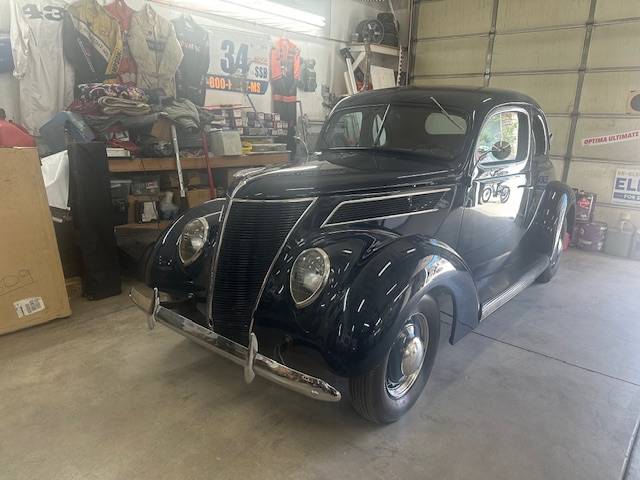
477,140,512,162
491,140,512,160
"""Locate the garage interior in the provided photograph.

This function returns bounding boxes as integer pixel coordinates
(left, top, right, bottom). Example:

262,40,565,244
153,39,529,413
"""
1,1,640,479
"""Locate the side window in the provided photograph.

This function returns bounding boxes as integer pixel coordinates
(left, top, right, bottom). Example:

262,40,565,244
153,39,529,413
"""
532,112,548,157
477,110,529,164
372,113,387,146
326,111,363,148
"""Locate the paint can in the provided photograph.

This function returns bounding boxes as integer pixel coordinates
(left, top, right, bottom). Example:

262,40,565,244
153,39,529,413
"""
576,222,608,252
569,222,583,247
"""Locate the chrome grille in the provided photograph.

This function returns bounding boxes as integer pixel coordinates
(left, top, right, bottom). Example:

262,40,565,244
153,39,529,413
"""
211,199,312,345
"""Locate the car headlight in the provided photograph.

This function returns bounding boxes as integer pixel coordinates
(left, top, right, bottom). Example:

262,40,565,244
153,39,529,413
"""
290,248,330,308
178,217,209,266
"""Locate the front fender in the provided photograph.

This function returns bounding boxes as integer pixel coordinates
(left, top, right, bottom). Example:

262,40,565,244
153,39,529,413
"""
255,230,479,377
144,198,226,297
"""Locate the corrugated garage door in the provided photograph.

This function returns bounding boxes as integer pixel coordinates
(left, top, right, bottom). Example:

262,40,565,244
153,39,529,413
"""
411,0,640,227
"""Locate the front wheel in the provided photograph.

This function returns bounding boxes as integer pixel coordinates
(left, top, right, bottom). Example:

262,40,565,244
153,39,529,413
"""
349,299,440,423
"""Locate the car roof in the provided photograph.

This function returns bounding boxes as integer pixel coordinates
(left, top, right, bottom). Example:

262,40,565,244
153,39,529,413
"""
335,85,540,112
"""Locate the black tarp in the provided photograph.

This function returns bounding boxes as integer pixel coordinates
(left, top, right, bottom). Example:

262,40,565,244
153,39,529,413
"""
68,142,121,300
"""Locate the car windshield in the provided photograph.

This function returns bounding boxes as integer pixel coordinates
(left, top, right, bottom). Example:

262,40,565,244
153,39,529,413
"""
318,103,470,165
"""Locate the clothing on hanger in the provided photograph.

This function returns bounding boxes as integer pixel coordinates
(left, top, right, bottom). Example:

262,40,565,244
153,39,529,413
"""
62,0,123,85
105,0,138,86
171,14,210,106
10,0,75,134
271,36,301,154
128,5,183,97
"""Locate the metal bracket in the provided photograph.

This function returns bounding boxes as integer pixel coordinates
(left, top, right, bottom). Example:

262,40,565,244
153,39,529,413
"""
147,287,160,330
244,332,258,384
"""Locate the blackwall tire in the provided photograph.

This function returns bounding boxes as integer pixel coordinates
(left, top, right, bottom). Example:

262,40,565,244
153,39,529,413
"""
348,298,440,423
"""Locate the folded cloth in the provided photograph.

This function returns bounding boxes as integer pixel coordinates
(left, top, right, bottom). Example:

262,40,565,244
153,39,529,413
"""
78,83,148,102
163,98,200,132
98,96,151,116
84,112,161,133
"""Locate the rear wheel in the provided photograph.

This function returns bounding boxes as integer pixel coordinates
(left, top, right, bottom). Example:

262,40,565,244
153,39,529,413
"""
349,302,440,423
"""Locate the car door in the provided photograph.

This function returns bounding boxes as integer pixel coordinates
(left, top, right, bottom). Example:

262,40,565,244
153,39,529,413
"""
458,105,534,284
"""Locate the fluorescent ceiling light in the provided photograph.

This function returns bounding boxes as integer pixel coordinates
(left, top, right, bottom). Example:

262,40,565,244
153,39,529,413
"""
168,0,327,34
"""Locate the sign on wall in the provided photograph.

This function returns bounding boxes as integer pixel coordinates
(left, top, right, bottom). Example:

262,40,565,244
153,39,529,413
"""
207,29,270,95
582,129,640,146
612,168,640,206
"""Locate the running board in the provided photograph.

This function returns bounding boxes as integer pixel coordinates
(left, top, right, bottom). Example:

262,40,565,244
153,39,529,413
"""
480,257,550,321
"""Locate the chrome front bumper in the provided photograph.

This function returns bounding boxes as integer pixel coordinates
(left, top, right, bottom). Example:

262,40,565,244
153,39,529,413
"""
129,287,341,402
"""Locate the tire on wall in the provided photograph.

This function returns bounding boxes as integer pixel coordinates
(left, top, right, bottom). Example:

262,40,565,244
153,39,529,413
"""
349,296,440,423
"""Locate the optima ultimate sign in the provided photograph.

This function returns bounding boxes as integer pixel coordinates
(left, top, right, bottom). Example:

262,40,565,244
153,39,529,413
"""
612,168,640,206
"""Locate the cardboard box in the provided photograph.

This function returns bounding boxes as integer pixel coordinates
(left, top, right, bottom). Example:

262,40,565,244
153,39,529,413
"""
0,148,71,335
187,188,212,208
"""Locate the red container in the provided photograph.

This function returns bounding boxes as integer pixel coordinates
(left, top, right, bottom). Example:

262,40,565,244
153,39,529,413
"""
577,222,608,252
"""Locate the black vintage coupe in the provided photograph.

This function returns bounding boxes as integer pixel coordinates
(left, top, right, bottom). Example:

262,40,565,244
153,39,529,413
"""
131,86,576,423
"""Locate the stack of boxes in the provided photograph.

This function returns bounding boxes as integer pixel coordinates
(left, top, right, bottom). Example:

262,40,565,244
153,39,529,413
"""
204,108,289,155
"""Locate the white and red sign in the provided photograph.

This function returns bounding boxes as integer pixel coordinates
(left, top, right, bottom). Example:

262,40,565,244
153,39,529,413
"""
582,130,640,146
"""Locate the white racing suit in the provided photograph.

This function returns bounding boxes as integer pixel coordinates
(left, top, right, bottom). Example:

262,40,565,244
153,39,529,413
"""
10,0,74,135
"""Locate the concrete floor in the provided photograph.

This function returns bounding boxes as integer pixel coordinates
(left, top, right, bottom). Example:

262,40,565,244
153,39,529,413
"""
1,249,640,480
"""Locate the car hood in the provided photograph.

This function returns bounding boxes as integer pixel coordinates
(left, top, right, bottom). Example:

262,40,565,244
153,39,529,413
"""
234,151,461,199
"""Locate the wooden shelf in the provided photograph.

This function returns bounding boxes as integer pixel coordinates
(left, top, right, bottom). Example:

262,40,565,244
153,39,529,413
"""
109,151,289,173
114,221,171,231
348,43,403,56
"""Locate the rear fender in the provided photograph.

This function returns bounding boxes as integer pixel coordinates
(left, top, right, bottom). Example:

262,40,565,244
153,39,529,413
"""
525,181,575,256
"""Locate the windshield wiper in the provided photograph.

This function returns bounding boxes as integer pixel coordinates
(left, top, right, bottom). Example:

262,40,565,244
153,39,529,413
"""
429,96,464,132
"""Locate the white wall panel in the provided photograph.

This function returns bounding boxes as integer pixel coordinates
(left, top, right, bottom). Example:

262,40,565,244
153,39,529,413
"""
573,117,640,162
489,73,578,113
551,159,566,179
547,116,572,156
413,37,489,76
595,0,640,22
588,22,640,69
492,29,585,73
413,76,485,87
417,0,493,38
581,71,640,114
496,0,590,31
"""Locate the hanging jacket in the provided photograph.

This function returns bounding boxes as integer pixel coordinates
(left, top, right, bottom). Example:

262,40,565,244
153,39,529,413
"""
10,0,75,134
105,0,137,86
128,5,183,97
271,37,301,124
62,0,123,85
172,15,209,106
271,37,301,103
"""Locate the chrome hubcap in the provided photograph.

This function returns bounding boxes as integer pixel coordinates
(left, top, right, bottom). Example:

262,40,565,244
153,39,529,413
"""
386,313,429,399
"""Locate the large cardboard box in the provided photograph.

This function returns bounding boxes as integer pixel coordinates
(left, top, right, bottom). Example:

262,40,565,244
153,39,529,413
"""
0,148,71,335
